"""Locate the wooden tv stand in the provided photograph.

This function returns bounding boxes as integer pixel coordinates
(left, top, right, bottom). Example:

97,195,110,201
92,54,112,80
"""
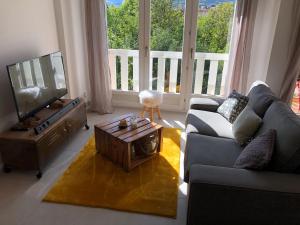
0,99,89,179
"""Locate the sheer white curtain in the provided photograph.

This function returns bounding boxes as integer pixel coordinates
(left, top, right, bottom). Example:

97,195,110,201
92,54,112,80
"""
279,0,300,103
225,0,258,95
85,0,113,114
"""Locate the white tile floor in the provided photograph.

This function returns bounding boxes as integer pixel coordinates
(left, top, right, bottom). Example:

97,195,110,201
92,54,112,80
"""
0,107,188,225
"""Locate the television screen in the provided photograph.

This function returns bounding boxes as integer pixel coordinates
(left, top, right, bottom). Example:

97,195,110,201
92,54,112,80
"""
7,51,67,120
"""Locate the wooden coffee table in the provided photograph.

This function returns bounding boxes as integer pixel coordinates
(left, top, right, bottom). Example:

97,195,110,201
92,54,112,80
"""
94,113,163,171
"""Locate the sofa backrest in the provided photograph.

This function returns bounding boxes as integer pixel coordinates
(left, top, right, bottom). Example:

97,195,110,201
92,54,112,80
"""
247,84,277,118
256,101,300,173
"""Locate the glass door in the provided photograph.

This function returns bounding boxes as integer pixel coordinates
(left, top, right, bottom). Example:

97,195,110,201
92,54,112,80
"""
105,0,236,111
106,0,140,92
149,0,185,94
190,0,236,97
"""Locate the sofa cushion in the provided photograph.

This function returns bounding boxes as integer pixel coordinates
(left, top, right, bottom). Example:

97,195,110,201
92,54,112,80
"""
234,129,276,170
247,84,277,118
189,97,224,112
186,109,233,138
232,106,262,145
184,133,243,182
256,101,300,172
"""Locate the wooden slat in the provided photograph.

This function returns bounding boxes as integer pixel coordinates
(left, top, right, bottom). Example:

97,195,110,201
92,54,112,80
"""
149,57,153,90
118,122,157,140
123,124,162,143
106,118,146,134
207,60,218,95
95,129,105,153
220,60,228,96
102,117,132,131
194,58,205,94
120,55,128,90
95,113,133,128
124,144,131,171
112,119,150,137
157,127,163,153
109,54,117,89
157,58,165,92
169,59,178,93
133,56,139,91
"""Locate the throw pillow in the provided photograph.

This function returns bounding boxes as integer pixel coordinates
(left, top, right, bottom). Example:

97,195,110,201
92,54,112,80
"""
233,106,262,145
247,84,277,118
217,90,249,123
234,129,276,170
229,90,247,100
217,98,238,121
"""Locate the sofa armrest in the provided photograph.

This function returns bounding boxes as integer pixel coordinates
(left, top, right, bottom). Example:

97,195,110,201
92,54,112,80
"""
189,97,224,112
187,164,300,225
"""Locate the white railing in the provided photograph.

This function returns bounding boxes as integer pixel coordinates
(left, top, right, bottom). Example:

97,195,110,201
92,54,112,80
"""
193,52,229,95
108,49,229,96
109,49,139,91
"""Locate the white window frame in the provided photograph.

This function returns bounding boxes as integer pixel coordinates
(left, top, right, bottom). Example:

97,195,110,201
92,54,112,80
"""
111,0,230,112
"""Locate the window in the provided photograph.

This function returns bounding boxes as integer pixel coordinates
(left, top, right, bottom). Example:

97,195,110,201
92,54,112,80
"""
106,0,236,110
150,0,185,93
192,1,236,96
106,0,139,91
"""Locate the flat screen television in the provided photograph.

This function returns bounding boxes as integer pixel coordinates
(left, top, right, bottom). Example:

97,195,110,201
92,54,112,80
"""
7,51,67,121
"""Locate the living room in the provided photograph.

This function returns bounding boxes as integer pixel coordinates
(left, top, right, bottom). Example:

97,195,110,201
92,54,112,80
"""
0,0,299,225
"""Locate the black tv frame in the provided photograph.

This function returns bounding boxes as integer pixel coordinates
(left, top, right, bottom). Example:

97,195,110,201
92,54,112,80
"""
6,51,68,122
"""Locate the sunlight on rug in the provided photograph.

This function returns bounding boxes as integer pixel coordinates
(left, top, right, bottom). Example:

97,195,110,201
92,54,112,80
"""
43,128,181,218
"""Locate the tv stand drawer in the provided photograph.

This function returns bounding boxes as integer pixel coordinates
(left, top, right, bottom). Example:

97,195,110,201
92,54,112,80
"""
0,99,88,173
37,122,68,168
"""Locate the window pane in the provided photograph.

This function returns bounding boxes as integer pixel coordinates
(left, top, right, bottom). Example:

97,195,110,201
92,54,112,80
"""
192,0,236,96
106,0,139,91
150,0,185,93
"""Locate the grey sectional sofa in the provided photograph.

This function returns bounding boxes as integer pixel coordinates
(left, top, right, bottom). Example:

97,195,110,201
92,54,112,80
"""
184,84,300,225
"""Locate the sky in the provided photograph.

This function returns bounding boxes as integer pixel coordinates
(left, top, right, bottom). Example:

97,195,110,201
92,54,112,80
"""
106,0,123,6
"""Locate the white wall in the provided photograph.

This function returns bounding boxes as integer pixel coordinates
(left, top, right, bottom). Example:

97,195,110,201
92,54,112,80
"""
0,0,59,131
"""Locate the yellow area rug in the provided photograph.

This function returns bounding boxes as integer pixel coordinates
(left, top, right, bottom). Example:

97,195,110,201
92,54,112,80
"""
43,128,181,218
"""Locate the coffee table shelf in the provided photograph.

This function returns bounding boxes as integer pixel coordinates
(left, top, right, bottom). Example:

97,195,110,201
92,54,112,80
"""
94,113,163,171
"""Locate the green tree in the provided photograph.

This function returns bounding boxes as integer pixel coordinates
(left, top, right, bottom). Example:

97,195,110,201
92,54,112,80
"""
107,1,234,52
150,0,184,51
107,0,139,49
196,3,234,53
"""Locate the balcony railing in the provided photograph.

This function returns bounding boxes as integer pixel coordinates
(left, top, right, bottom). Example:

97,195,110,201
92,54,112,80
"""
108,49,229,96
